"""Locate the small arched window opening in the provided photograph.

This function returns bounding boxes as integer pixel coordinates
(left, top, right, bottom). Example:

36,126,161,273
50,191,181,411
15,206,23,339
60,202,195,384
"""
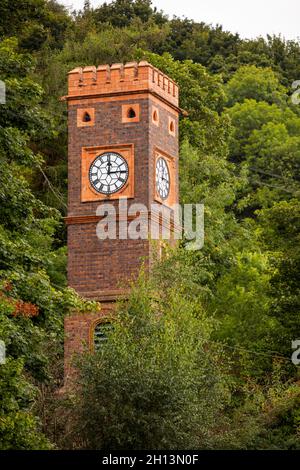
93,322,112,351
169,120,175,133
83,112,91,122
153,110,158,122
127,107,136,119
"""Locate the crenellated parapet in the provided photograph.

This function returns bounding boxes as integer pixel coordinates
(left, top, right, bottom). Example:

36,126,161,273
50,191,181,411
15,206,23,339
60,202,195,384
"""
67,61,179,108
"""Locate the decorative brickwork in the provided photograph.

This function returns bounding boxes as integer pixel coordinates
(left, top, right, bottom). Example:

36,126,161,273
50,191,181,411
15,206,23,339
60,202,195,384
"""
81,143,134,202
168,116,176,137
122,103,140,123
64,62,180,382
153,148,177,207
66,62,179,109
64,308,111,382
77,107,95,127
152,106,159,126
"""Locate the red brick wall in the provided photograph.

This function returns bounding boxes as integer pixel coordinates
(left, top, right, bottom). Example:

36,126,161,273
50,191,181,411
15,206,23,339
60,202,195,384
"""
67,221,150,296
64,63,179,384
67,97,151,214
67,94,179,297
64,309,111,382
148,96,179,204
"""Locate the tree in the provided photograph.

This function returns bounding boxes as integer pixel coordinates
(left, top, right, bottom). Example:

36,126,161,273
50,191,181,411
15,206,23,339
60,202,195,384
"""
0,291,51,450
0,0,71,51
225,69,300,210
69,274,229,450
225,65,286,106
0,38,97,449
257,200,300,356
137,50,230,156
92,0,167,28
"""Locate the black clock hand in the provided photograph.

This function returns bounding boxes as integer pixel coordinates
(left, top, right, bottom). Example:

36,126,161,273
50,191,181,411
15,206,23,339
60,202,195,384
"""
109,170,127,174
107,155,111,174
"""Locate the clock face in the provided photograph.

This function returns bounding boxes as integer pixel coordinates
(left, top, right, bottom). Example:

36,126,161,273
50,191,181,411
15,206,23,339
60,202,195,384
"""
89,152,129,195
156,157,170,200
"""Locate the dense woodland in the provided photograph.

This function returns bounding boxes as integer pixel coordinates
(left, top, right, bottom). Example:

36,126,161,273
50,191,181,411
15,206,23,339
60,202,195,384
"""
0,0,300,450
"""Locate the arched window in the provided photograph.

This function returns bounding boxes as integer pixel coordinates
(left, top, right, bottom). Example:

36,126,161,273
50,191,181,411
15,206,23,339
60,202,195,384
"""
83,112,91,122
93,322,112,351
151,106,159,126
127,107,136,119
168,117,176,136
77,107,95,127
122,104,140,123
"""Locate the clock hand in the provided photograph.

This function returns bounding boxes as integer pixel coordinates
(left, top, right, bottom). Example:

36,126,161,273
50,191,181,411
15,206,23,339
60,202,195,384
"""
107,155,111,174
109,170,127,174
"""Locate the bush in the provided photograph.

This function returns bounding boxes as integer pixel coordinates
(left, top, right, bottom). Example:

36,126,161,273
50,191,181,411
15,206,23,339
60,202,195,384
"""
69,273,229,450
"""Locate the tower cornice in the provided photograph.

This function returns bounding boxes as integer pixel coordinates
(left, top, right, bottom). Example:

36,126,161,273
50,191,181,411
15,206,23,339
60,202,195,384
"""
64,61,179,109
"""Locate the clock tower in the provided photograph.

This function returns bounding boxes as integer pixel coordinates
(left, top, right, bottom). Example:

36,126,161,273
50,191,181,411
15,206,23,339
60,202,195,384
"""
63,62,180,379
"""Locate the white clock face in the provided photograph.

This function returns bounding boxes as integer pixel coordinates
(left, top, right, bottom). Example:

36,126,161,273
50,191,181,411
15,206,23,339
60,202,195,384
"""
156,157,170,200
89,152,129,195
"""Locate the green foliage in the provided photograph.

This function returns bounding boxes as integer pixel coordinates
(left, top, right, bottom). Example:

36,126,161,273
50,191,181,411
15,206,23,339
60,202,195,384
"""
256,200,300,356
79,2,300,86
225,65,286,106
0,0,71,50
245,367,300,450
0,36,98,449
92,0,167,28
0,0,299,451
213,251,273,344
0,292,52,449
227,99,300,159
0,358,51,450
138,50,230,156
70,274,228,450
225,68,300,209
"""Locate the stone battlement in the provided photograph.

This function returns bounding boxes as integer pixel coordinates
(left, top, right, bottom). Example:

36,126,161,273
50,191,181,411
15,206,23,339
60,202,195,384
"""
67,61,179,108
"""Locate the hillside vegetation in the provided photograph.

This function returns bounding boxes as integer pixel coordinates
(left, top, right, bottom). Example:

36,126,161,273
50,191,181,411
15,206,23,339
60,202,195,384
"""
0,0,299,449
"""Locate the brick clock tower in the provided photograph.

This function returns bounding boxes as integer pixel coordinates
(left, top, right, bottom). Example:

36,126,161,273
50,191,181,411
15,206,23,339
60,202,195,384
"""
63,61,180,379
